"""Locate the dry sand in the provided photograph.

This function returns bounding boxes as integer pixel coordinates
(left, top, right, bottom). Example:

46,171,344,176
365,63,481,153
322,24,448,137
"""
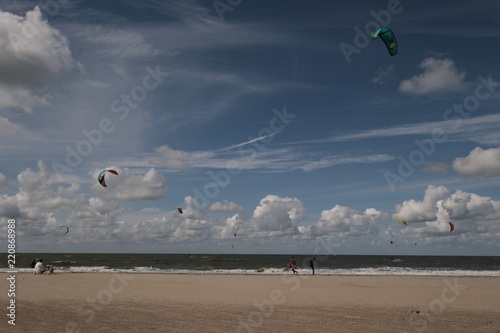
2,273,499,332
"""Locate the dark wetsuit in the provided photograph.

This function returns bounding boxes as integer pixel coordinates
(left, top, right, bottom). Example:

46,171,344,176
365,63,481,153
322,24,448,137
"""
309,258,316,275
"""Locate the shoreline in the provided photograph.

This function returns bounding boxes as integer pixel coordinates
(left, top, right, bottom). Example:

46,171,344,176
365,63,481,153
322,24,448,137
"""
4,269,499,277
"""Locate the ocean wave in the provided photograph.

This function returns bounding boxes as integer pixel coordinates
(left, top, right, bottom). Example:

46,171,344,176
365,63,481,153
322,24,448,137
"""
4,266,499,277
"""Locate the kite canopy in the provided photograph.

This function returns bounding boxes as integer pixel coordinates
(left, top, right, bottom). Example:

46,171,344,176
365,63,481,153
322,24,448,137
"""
398,220,407,225
60,225,69,234
233,233,237,237
371,28,398,56
177,207,183,214
98,169,118,187
446,221,455,232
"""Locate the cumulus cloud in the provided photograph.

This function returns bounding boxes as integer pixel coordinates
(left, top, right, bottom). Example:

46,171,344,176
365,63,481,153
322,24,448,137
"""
249,195,306,236
393,185,450,222
116,196,240,245
155,145,192,170
209,200,243,212
3,161,498,252
0,6,75,112
0,7,74,85
0,116,23,136
0,88,50,113
0,195,22,218
392,185,500,244
437,190,497,222
399,57,466,95
94,168,166,201
0,161,123,242
205,212,243,241
453,147,500,178
0,162,173,249
0,6,74,87
303,205,383,239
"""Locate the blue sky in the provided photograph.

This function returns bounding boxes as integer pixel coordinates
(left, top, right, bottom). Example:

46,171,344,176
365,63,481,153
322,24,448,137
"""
0,0,499,255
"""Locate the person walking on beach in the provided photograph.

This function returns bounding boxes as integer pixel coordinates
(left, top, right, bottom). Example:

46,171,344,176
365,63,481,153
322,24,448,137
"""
291,256,298,274
309,257,316,275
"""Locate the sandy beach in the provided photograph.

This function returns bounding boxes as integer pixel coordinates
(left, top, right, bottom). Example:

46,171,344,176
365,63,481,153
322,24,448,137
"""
3,273,499,332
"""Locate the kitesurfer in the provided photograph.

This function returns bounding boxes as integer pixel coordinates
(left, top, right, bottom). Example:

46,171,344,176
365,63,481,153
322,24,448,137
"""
309,257,316,275
291,257,298,274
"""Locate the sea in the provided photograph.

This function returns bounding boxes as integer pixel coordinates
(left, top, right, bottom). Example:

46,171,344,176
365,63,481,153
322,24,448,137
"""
2,253,500,277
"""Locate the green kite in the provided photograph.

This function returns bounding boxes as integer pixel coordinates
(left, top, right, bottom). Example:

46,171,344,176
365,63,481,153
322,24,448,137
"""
372,28,398,56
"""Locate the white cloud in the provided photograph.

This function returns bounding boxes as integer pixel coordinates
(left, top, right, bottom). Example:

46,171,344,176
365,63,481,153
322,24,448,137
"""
0,87,51,113
79,25,153,58
303,205,383,239
393,185,450,222
209,200,243,212
0,194,22,218
1,162,499,252
209,211,244,241
437,190,497,222
155,145,192,170
249,195,306,236
399,57,466,95
294,114,500,146
392,185,500,245
0,6,74,115
190,146,393,173
94,168,167,201
0,161,123,242
217,133,277,152
0,7,74,84
0,173,10,189
298,154,394,172
0,116,22,137
453,147,500,178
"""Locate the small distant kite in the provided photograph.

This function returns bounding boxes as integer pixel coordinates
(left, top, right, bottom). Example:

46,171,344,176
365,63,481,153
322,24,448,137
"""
233,233,237,237
60,225,69,234
371,27,398,56
177,207,183,214
390,240,393,244
398,220,407,225
98,169,118,187
446,221,455,232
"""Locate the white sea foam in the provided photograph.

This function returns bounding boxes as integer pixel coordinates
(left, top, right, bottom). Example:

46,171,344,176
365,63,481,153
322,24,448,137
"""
4,266,499,277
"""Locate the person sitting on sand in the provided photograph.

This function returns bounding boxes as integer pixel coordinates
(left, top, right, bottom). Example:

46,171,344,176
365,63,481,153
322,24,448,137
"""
34,259,54,275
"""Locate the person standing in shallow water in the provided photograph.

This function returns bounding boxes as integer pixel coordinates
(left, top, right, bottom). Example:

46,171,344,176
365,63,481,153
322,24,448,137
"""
291,256,298,274
309,257,316,275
